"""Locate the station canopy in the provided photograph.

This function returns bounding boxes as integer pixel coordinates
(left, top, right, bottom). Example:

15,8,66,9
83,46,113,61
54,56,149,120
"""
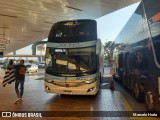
0,0,139,54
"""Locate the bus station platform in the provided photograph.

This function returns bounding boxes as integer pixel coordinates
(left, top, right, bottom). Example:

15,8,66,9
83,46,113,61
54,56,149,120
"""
0,68,159,120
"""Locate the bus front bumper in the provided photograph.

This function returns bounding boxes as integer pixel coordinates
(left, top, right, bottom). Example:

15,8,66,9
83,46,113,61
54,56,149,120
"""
44,81,99,95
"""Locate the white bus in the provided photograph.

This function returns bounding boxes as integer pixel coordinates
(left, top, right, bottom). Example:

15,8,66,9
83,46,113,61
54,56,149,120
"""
44,19,104,95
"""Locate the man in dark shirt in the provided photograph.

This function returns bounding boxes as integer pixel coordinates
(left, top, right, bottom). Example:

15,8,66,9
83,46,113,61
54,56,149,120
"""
14,59,26,103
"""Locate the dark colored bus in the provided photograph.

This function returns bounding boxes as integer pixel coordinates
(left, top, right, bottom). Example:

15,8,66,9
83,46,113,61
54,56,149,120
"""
111,0,160,111
45,19,104,95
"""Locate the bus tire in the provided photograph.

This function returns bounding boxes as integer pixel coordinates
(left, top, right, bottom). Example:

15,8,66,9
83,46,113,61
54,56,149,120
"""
133,83,144,102
145,87,155,111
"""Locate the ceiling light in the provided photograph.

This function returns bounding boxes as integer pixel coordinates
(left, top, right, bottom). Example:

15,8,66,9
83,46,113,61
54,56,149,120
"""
44,21,54,24
65,6,82,11
0,13,18,18
17,40,25,41
23,36,33,38
0,27,9,29
31,30,43,33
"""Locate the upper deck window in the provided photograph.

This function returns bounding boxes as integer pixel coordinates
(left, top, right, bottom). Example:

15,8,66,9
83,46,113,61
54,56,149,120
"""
48,20,97,43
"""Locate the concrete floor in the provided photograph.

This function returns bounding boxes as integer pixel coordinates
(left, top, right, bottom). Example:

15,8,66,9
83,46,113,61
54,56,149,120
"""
0,68,159,120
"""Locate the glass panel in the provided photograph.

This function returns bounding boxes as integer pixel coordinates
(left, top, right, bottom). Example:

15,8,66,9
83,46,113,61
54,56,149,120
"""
151,22,160,64
45,47,97,77
144,0,160,65
48,20,97,43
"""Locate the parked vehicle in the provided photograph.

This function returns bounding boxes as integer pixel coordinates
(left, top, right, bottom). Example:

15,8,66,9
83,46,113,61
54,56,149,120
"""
26,64,38,73
38,62,45,68
44,19,104,95
111,0,160,111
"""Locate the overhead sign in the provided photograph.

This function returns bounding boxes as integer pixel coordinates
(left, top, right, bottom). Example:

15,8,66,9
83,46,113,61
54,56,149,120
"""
0,39,10,44
37,45,45,51
0,45,6,50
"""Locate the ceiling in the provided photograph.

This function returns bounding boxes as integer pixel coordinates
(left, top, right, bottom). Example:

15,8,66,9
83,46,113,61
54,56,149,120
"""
0,0,139,55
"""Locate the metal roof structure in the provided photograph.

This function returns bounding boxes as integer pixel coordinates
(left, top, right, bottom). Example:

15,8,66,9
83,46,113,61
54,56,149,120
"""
0,0,139,54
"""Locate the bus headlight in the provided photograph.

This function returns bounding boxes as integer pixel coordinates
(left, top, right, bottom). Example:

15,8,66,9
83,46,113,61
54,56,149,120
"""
48,80,53,83
45,77,53,83
77,77,96,84
84,80,92,84
84,79,96,84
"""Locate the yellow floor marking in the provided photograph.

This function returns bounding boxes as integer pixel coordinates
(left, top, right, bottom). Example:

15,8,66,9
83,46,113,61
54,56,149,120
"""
120,93,159,120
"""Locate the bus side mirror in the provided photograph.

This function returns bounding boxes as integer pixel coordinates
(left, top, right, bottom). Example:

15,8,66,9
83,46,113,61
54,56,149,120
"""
96,39,101,54
110,67,115,75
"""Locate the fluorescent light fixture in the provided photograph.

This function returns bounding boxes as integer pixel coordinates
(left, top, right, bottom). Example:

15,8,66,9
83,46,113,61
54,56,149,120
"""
31,30,43,33
17,40,25,41
23,36,33,38
65,6,82,11
0,27,9,29
44,21,54,24
0,13,18,18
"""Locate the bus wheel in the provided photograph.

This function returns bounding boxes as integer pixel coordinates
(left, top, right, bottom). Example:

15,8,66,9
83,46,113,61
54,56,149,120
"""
145,88,155,111
133,83,144,102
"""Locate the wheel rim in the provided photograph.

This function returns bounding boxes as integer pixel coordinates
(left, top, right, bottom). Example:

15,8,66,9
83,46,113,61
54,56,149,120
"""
145,90,154,110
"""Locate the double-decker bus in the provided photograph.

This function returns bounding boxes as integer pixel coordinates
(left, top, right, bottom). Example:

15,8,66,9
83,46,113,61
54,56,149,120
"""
111,0,160,111
44,19,104,95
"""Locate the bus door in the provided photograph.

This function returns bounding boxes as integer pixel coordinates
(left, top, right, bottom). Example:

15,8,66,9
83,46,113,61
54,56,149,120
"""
123,52,129,86
118,53,123,83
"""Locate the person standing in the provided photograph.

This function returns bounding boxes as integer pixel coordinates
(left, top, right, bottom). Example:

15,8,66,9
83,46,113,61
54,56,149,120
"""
14,59,26,103
7,59,14,69
3,62,7,70
2,59,15,87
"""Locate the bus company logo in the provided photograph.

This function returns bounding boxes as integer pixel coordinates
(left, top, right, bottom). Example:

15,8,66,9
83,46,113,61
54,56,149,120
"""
1,112,42,117
2,112,11,117
58,43,79,48
64,22,79,26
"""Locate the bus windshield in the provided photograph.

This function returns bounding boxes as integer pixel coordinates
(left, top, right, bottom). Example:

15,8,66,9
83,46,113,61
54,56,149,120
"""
45,46,97,77
48,20,97,43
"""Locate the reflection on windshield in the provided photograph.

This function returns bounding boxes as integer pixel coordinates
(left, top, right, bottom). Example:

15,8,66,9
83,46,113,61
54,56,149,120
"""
151,22,160,65
45,47,97,77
